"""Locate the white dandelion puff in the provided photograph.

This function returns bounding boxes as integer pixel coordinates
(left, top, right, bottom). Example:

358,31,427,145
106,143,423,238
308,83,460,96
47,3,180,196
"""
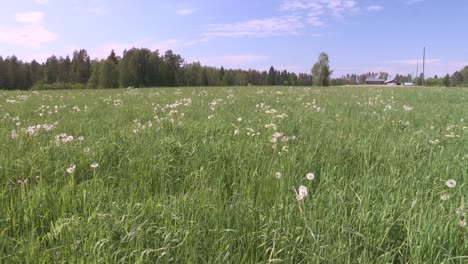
298,185,308,198
90,162,99,169
446,179,457,188
306,173,315,181
66,164,76,174
275,172,282,179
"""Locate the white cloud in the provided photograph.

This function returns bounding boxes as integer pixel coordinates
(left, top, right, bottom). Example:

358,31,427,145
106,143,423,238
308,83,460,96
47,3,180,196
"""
206,16,304,37
0,11,58,47
88,7,108,15
281,0,359,19
0,25,58,48
15,12,44,24
388,59,441,65
206,0,361,38
367,5,384,12
176,9,196,15
34,0,48,4
406,0,424,5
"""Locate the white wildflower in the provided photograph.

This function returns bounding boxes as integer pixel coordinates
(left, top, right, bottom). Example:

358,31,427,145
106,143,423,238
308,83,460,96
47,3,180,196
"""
275,172,282,179
446,179,457,188
10,130,18,139
460,220,466,228
403,105,413,111
306,173,315,181
296,186,308,201
66,164,76,174
272,132,283,138
440,194,450,201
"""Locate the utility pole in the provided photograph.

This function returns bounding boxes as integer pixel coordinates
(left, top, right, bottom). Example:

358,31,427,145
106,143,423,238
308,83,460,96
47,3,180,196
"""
422,47,426,86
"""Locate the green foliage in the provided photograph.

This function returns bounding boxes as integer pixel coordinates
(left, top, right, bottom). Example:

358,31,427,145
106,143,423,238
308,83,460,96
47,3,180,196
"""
311,52,332,86
3,48,468,91
267,66,276,85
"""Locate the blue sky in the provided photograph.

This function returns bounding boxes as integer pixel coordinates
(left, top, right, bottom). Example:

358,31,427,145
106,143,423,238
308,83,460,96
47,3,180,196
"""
1,0,468,78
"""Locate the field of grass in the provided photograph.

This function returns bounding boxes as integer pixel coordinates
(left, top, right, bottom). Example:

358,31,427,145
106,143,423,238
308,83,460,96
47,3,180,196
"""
1,86,467,263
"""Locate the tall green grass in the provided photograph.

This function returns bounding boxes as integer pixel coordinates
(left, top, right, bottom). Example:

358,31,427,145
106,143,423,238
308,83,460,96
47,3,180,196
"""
0,86,467,263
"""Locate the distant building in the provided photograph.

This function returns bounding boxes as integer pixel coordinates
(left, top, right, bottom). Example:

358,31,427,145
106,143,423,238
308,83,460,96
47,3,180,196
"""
384,80,401,86
365,78,386,85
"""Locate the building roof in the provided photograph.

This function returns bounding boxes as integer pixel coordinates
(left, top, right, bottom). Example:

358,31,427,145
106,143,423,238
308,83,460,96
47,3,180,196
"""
366,78,386,82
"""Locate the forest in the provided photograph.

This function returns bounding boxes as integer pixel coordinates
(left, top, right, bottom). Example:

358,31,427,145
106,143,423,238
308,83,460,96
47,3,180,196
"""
0,48,467,90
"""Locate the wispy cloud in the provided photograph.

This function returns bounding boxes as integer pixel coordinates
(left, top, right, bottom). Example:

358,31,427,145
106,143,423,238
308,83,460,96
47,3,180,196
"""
206,0,361,38
281,0,359,20
34,0,48,4
88,7,108,15
367,5,384,12
388,59,440,65
0,11,58,47
206,16,304,37
406,0,424,5
176,8,196,16
15,11,44,24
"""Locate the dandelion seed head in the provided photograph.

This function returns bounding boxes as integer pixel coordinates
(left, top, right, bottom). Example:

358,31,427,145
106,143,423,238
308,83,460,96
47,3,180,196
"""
90,162,99,169
306,173,315,181
446,179,457,188
66,164,76,174
298,185,308,197
275,172,282,179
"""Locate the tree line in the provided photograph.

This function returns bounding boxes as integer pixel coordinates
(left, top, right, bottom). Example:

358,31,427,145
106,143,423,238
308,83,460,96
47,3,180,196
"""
0,48,467,90
0,48,314,90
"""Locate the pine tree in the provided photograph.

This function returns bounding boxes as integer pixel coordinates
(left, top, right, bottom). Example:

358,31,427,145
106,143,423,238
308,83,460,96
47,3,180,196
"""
267,66,276,85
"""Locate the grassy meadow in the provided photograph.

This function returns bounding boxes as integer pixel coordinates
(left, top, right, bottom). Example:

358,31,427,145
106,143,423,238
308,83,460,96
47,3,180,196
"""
0,86,467,263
